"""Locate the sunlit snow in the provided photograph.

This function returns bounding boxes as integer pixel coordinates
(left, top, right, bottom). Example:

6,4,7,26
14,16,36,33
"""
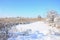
8,21,60,40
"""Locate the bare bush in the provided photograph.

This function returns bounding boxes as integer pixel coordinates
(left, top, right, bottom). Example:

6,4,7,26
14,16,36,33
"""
46,10,58,23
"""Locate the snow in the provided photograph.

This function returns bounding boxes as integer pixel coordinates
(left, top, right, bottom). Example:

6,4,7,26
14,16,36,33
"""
8,21,60,40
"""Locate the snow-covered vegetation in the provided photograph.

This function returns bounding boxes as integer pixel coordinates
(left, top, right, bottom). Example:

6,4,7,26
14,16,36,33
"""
7,21,60,40
0,10,60,40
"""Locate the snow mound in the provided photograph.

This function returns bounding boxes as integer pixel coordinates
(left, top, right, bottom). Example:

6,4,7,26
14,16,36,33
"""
8,21,52,35
8,21,60,40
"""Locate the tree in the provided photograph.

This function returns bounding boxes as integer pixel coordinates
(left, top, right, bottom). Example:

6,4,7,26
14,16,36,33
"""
38,15,41,18
46,10,58,23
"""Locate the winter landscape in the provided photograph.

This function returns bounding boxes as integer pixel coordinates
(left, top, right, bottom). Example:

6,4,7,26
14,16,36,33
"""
0,0,60,40
0,10,60,40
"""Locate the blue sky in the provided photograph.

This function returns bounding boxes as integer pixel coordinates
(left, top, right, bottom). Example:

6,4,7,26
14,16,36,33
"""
0,0,60,17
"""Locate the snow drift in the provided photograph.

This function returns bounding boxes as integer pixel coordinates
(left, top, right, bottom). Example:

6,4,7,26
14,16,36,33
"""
8,21,60,40
8,21,52,35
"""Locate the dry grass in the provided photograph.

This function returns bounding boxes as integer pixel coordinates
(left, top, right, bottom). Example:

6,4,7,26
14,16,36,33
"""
0,17,43,23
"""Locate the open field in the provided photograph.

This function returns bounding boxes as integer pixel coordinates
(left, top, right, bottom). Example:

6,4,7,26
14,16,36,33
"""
0,17,43,23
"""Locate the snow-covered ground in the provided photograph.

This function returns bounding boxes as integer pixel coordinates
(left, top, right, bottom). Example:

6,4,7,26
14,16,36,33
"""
8,21,60,40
